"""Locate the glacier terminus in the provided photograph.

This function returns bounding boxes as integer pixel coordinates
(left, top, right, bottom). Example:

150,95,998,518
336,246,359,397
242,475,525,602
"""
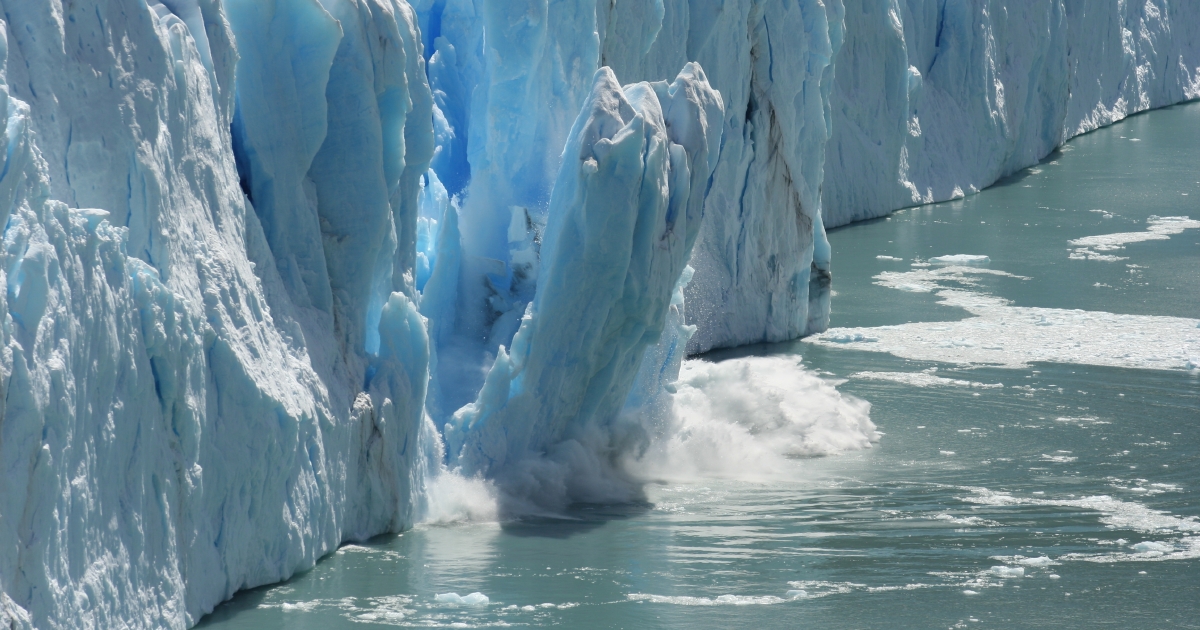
0,0,1196,628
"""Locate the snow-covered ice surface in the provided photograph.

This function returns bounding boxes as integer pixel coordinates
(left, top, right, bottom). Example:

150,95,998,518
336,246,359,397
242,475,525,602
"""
823,0,1200,227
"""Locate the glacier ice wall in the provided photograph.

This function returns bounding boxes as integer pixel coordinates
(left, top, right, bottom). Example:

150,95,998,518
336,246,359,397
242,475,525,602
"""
416,0,844,363
597,0,845,350
823,0,1200,227
0,0,432,628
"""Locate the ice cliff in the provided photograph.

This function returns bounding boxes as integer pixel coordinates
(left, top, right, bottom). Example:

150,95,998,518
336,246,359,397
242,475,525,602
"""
0,0,1195,628
824,0,1200,226
0,1,432,627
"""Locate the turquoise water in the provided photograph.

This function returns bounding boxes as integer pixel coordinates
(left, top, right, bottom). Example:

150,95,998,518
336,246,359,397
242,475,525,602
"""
200,103,1200,629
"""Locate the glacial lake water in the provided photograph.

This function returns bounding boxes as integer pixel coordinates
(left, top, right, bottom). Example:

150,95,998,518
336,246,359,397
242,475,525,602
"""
200,102,1200,629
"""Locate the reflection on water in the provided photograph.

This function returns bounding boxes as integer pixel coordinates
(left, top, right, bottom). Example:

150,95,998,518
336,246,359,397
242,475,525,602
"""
407,522,500,593
201,103,1200,629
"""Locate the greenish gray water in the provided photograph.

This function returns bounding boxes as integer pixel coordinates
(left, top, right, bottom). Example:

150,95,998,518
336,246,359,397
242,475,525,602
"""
200,103,1200,629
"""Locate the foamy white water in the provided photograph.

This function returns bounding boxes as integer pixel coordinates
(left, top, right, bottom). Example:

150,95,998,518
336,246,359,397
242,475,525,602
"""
624,357,876,481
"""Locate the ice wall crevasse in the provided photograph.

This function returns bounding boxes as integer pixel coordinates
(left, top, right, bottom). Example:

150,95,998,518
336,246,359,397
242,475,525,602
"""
413,0,606,425
823,0,1200,226
444,64,723,505
0,0,432,627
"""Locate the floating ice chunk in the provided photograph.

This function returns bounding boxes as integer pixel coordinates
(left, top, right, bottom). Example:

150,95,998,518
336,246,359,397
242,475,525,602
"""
435,592,490,606
877,255,903,261
936,513,1001,527
930,254,990,264
785,589,808,599
627,593,786,606
1068,216,1200,260
990,555,1059,567
824,332,879,343
1130,541,1173,554
962,590,979,596
989,566,1025,578
853,371,1002,389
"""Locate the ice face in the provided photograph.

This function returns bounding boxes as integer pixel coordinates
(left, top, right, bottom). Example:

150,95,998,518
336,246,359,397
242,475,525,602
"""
0,1,430,628
823,0,1200,227
591,0,844,350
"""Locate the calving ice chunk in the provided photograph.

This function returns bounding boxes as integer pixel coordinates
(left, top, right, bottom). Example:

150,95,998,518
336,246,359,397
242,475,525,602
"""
444,64,723,508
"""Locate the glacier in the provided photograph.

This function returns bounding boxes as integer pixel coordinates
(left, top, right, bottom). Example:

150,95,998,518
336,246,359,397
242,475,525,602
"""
824,0,1200,226
0,0,1195,628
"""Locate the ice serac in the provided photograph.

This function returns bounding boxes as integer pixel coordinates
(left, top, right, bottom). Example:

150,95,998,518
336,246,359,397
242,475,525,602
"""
444,64,723,504
823,0,1200,227
0,0,432,627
